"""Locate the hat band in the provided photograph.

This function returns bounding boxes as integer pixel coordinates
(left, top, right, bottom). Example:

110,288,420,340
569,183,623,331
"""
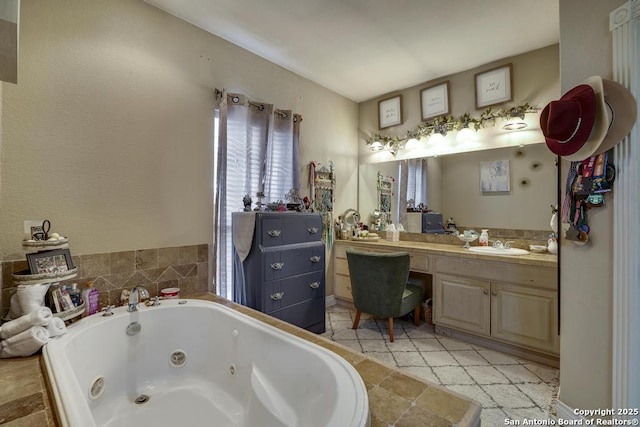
559,118,582,143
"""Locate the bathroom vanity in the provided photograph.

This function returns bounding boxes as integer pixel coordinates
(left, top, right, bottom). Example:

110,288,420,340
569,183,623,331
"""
333,239,559,366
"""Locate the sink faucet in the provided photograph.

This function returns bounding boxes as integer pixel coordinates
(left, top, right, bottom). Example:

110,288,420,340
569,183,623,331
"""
492,240,503,249
128,286,150,312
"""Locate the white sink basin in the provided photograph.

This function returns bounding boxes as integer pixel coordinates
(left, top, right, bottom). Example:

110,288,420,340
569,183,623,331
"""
468,246,530,256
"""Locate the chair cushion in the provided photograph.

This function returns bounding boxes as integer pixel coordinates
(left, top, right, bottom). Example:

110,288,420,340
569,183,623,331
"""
399,284,424,318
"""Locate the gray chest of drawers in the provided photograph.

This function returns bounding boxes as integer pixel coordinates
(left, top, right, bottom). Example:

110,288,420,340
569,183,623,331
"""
233,212,326,333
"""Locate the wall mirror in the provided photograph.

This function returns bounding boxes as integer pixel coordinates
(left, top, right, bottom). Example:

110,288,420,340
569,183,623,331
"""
358,143,557,234
0,0,19,84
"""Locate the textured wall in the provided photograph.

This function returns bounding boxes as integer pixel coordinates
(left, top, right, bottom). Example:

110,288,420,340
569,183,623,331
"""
0,0,358,261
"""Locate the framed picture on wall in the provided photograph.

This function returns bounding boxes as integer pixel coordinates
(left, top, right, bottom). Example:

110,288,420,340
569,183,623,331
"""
378,95,402,129
475,63,513,109
420,81,450,121
480,160,510,193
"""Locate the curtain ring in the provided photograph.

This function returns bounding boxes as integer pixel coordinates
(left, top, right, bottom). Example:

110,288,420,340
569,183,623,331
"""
231,96,240,103
258,104,265,111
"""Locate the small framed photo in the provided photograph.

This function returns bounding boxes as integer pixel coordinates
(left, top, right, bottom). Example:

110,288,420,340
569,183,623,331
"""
420,81,450,121
378,95,403,129
475,63,513,109
27,249,74,274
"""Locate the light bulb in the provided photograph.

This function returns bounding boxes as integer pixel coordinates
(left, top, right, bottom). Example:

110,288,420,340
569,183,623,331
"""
456,127,475,143
370,141,384,151
405,138,419,150
429,132,445,144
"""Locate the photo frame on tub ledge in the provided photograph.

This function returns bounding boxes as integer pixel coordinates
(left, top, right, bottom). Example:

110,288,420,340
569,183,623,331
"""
378,95,402,129
475,63,513,109
27,248,74,275
420,81,450,121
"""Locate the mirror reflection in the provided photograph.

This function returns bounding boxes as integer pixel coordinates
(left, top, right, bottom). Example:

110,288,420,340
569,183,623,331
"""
358,143,557,235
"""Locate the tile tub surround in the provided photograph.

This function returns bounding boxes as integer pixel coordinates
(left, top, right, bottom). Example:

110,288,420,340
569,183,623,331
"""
1,244,210,317
323,305,560,427
8,293,482,427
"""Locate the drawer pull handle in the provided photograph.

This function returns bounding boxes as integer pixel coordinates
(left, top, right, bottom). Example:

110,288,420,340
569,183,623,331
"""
270,262,285,270
310,256,321,263
483,290,489,295
491,291,498,296
309,281,320,289
270,292,285,301
267,230,282,237
307,227,319,234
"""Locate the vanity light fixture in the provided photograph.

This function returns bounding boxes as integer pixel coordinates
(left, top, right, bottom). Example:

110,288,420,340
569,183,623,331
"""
502,108,527,130
456,124,475,143
429,124,447,144
404,138,419,150
370,141,385,151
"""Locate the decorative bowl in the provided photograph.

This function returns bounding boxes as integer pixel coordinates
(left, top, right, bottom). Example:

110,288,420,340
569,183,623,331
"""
457,234,478,248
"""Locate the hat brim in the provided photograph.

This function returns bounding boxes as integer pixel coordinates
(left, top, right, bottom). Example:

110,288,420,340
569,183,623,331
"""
542,84,597,157
564,77,637,161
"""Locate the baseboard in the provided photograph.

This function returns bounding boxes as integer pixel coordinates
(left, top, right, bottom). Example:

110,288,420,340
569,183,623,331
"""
326,295,337,307
555,399,584,421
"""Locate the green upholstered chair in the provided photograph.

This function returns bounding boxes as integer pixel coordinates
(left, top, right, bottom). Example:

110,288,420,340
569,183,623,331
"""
346,248,424,342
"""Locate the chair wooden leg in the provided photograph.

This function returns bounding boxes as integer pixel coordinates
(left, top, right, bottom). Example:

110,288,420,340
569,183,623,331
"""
352,310,362,330
414,306,421,326
388,318,394,342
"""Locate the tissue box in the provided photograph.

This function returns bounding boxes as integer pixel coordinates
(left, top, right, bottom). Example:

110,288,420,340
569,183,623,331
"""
386,230,400,241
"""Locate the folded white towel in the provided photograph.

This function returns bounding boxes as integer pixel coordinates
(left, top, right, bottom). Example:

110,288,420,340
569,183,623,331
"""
17,283,51,314
46,317,67,338
6,293,22,320
0,307,53,339
0,326,50,358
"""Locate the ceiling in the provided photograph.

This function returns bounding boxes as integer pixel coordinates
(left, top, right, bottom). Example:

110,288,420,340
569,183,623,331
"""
145,0,559,103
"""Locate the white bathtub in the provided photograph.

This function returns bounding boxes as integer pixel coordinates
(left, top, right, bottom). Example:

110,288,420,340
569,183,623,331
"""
43,299,370,427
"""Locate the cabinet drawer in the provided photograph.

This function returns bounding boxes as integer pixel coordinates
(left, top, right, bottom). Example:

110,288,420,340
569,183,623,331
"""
334,274,353,301
263,243,325,281
435,256,556,289
262,271,325,313
260,214,323,247
271,298,325,331
335,258,350,276
334,245,348,259
409,253,429,272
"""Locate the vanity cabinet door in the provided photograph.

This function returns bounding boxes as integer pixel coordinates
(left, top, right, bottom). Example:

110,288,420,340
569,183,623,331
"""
490,282,559,354
433,274,490,337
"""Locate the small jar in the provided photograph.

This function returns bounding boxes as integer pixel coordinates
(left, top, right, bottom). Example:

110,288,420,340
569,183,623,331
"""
479,229,489,246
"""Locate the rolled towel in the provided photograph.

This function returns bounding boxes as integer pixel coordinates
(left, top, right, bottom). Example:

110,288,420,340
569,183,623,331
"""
17,283,51,314
0,326,50,358
0,307,53,339
46,317,67,338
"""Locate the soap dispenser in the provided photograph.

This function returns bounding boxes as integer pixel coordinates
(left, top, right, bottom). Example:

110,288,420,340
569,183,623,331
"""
479,229,489,246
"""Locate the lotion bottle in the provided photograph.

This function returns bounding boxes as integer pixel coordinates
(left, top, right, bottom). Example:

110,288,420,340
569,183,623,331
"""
82,281,100,317
479,229,489,246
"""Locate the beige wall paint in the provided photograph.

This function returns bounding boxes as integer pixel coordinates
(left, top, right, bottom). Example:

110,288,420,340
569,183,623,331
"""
357,44,560,164
557,0,623,412
0,0,358,259
355,45,559,230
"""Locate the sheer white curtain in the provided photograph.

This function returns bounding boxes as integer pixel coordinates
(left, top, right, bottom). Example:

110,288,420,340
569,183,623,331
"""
399,159,428,226
214,90,301,300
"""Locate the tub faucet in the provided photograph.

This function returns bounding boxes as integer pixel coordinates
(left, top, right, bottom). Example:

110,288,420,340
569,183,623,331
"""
128,286,150,312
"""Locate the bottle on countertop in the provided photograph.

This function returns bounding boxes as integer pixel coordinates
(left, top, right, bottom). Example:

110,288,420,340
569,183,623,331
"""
81,281,100,317
479,229,489,246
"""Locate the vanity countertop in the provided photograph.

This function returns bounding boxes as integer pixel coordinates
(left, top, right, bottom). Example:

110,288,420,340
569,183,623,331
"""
335,238,558,269
10,293,480,426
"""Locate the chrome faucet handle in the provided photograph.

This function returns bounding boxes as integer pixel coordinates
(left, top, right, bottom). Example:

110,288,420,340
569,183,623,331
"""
504,240,515,249
492,240,503,249
102,305,115,317
128,285,150,312
149,296,161,307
